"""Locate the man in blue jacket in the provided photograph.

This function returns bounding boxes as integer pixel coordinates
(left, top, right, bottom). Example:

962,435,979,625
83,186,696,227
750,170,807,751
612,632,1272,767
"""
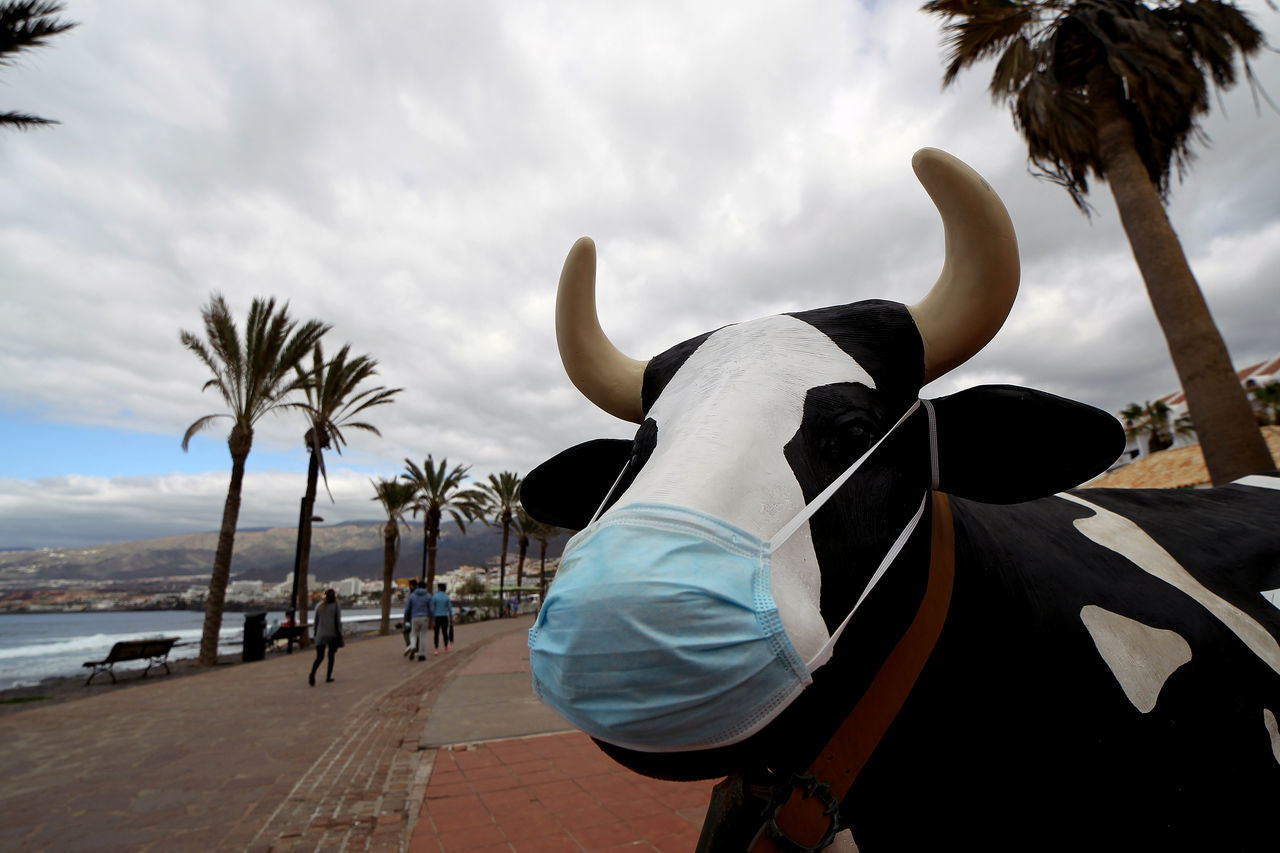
431,582,453,656
403,579,434,661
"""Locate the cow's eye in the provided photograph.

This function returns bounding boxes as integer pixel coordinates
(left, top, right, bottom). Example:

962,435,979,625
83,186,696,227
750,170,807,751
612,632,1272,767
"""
819,412,877,463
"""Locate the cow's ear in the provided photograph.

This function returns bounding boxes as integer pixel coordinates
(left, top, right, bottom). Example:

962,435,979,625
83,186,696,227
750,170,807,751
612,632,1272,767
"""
521,439,633,530
930,385,1124,504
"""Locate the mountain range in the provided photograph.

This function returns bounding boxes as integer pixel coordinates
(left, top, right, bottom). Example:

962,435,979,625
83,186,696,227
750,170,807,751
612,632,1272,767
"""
0,520,568,585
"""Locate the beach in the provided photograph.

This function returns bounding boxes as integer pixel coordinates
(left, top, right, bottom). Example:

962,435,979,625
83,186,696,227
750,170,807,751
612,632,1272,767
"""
0,614,714,852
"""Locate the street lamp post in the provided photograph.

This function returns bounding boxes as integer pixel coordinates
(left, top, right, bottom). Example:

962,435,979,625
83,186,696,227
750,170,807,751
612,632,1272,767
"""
286,497,324,654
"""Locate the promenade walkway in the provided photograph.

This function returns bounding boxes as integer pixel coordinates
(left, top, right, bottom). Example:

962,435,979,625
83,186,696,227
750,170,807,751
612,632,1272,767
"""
0,615,714,852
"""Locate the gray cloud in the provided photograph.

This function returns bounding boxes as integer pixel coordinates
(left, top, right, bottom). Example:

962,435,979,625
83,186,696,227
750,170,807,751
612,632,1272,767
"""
2,1,1277,549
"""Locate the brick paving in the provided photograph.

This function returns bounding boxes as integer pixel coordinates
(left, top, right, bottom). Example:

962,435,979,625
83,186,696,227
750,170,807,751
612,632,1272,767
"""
0,616,530,852
408,733,711,853
2,614,718,852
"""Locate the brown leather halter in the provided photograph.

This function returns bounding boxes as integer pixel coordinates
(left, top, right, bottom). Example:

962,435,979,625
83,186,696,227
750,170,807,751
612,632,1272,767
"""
697,491,956,853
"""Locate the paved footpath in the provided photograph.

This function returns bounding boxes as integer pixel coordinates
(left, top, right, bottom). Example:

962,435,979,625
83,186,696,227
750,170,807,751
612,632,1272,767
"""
0,615,716,852
1,616,531,852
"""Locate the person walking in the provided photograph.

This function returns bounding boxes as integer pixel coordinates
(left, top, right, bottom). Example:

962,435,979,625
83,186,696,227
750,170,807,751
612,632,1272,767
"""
431,582,453,655
404,578,434,661
309,588,344,686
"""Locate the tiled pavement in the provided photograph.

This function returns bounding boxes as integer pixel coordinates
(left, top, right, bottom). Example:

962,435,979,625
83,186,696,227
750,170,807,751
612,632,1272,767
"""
2,614,718,852
409,733,710,853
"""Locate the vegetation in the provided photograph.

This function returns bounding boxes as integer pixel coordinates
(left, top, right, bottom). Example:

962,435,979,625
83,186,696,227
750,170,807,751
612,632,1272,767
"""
923,0,1274,484
477,471,522,613
1121,399,1194,453
180,294,328,666
1250,381,1280,426
370,477,417,635
1,1,75,130
292,344,399,642
402,456,486,587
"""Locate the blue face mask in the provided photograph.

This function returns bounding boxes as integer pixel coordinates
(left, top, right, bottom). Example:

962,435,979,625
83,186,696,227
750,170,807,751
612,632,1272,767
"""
528,399,936,753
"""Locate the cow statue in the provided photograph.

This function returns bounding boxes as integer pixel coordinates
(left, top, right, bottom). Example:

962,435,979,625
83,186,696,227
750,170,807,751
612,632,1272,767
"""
521,149,1280,853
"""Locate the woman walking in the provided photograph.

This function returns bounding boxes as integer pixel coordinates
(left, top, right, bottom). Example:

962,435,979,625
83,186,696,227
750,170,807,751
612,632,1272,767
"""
310,588,344,685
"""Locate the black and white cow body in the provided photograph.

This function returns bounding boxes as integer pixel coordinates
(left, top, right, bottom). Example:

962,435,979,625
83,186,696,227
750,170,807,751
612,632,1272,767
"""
523,150,1280,851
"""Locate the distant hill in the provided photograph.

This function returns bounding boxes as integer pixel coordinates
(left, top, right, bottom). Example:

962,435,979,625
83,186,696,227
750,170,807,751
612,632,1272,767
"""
0,521,568,585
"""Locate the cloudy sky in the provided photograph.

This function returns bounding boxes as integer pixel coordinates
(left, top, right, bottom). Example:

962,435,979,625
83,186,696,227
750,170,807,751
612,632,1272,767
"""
2,1,1278,550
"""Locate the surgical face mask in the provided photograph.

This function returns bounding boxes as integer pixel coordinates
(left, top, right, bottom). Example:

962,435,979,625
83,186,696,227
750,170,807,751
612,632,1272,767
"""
528,399,937,753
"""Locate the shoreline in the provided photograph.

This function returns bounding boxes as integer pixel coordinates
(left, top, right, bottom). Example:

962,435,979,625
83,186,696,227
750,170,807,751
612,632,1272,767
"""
0,619,396,716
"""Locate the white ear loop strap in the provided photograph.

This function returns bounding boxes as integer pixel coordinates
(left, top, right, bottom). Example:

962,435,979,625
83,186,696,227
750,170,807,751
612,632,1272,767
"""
589,455,635,526
770,399,923,549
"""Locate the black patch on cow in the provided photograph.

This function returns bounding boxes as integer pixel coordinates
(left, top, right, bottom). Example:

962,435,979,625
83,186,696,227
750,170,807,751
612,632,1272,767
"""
790,300,925,402
642,330,715,414
520,419,660,531
785,384,931,633
845,491,1280,851
929,385,1125,503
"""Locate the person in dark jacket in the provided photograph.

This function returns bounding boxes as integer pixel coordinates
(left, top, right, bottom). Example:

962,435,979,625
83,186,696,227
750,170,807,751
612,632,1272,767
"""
309,588,343,686
403,580,434,661
431,582,453,655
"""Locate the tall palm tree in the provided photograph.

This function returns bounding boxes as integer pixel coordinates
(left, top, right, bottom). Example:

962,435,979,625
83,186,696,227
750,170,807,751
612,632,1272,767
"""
1,1,75,130
923,0,1274,485
514,507,533,590
478,471,522,615
371,477,417,635
292,343,400,642
180,294,329,666
1121,399,1194,453
402,456,485,588
522,515,565,603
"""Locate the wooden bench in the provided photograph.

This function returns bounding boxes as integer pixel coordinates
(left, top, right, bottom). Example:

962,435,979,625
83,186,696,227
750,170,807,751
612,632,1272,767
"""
83,637,180,685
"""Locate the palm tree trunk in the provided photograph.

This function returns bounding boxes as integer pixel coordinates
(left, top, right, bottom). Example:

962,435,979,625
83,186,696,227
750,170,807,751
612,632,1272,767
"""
498,520,510,616
1088,65,1272,485
420,519,429,583
296,447,320,648
516,537,528,588
426,508,441,589
199,430,251,666
379,523,397,635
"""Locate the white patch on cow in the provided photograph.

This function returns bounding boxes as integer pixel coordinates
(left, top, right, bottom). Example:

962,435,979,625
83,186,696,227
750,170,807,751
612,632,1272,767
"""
615,314,877,664
1233,474,1280,491
1079,604,1192,713
1265,589,1280,612
1060,494,1280,678
1265,708,1280,765
823,829,859,852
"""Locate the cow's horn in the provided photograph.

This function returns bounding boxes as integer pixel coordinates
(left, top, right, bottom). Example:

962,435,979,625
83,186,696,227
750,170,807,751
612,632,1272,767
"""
556,237,648,423
908,148,1020,384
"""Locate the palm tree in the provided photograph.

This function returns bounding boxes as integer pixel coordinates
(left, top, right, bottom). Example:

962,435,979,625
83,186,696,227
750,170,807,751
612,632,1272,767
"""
521,515,565,603
292,343,400,642
371,477,417,635
923,0,1274,485
514,507,533,590
1249,381,1280,426
1,1,75,130
180,294,329,666
1120,399,1194,453
477,471,522,615
402,456,486,588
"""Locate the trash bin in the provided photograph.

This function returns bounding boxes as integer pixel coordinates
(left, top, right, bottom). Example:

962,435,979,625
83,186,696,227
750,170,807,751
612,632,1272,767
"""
243,612,267,662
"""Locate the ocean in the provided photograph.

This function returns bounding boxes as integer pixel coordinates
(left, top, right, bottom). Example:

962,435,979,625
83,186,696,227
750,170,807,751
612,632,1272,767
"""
0,608,388,691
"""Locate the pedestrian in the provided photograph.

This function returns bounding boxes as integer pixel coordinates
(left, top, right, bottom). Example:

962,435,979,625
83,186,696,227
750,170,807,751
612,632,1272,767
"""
431,582,453,655
404,578,434,661
309,588,344,686
401,580,417,656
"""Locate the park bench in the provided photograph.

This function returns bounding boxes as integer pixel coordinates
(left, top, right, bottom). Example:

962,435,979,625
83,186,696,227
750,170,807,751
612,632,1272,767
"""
83,637,180,685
